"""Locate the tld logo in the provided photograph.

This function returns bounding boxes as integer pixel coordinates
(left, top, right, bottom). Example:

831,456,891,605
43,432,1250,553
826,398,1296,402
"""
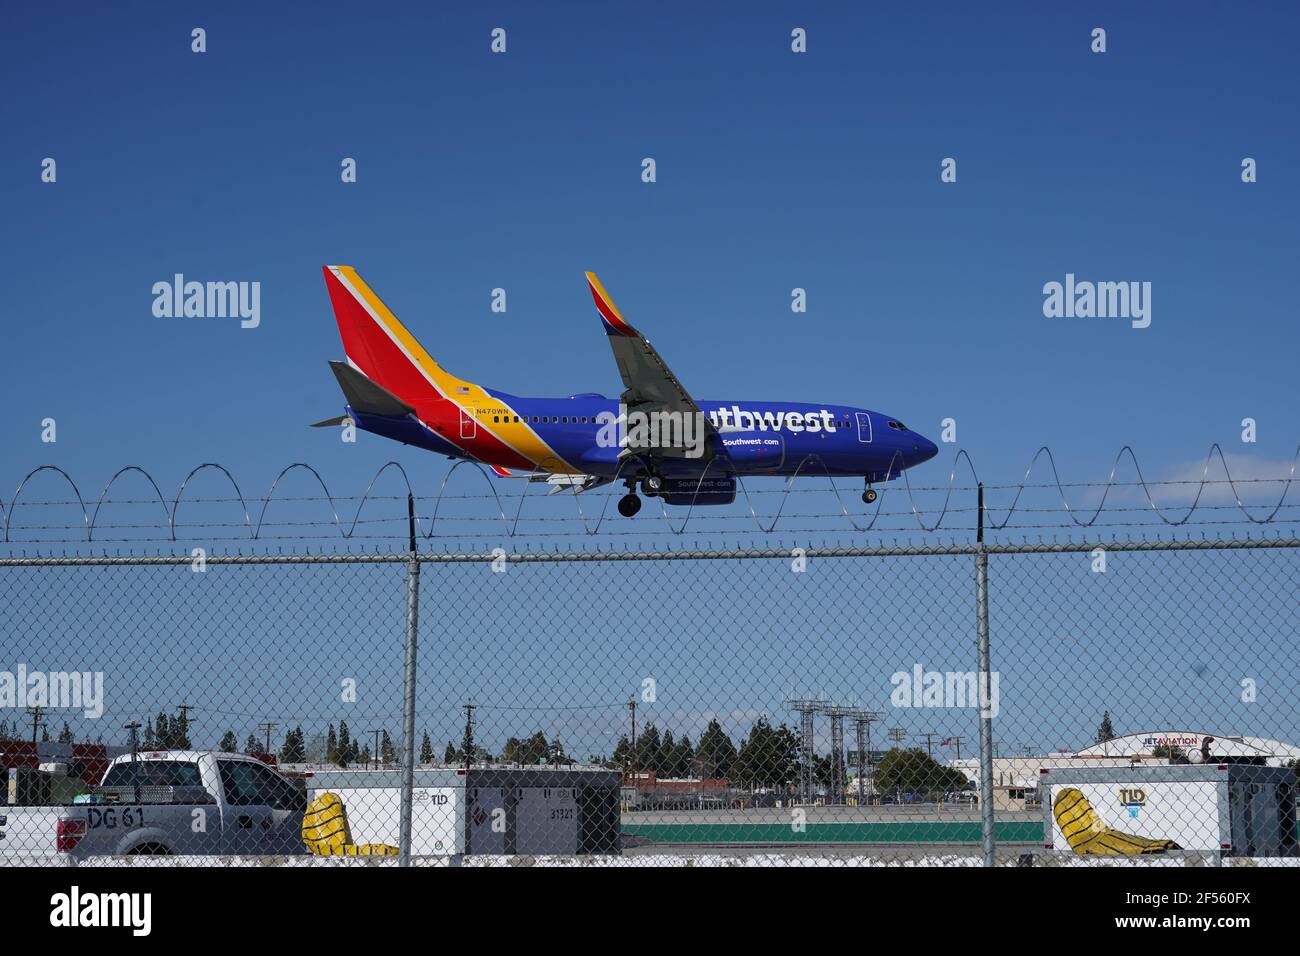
1118,787,1147,818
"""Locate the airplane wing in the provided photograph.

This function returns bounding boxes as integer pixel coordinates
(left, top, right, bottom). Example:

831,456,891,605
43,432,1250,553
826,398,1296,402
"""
584,273,718,462
489,467,612,495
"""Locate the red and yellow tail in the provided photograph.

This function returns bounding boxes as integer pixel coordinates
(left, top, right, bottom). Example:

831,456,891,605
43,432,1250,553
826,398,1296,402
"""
322,265,482,407
321,266,576,474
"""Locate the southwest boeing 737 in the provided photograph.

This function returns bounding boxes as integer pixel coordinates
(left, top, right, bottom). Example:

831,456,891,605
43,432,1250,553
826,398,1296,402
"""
316,266,938,516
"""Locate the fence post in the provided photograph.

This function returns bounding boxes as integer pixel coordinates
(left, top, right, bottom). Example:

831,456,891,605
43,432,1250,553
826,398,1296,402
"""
976,482,995,867
398,494,420,866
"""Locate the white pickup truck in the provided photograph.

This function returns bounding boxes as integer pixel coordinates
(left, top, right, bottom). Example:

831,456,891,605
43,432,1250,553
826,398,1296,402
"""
1,750,307,861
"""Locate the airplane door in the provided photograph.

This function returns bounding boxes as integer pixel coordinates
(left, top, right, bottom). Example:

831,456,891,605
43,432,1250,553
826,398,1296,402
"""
460,407,477,440
855,412,872,443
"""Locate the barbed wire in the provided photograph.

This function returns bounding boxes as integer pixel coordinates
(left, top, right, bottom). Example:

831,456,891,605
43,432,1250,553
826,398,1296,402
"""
1,443,1297,543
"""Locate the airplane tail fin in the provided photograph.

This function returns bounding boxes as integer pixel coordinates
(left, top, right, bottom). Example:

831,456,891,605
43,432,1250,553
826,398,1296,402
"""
322,265,481,405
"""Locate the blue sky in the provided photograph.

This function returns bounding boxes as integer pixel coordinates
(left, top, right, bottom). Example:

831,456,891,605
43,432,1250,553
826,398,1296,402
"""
2,3,1297,757
3,1,1297,517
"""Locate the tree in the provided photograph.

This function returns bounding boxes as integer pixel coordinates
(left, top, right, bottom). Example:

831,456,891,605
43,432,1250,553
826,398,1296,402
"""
695,719,737,780
219,730,238,753
635,723,661,774
172,711,192,749
244,734,263,756
1152,743,1187,764
326,724,339,764
380,730,396,766
502,731,549,765
143,718,156,749
420,732,433,765
873,748,968,797
57,722,74,744
1096,711,1116,745
732,717,800,790
444,741,457,764
338,722,353,768
611,735,632,771
281,726,306,764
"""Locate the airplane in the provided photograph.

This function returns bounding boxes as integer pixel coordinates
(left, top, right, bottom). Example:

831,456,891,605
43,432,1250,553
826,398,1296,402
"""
315,266,938,516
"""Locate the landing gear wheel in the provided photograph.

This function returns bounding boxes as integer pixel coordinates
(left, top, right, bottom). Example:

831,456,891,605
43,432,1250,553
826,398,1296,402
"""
618,493,642,517
862,488,878,504
643,475,664,495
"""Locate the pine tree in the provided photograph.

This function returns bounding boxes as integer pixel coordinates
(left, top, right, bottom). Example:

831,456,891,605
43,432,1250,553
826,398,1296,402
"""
219,730,238,753
636,724,661,774
326,725,339,764
420,732,433,765
695,719,737,779
1096,711,1116,744
143,718,156,749
338,722,352,768
57,722,74,744
444,741,457,764
245,734,262,756
281,726,306,763
380,730,396,766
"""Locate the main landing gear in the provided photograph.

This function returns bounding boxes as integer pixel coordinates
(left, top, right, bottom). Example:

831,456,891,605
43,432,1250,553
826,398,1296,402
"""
618,474,665,517
618,476,646,517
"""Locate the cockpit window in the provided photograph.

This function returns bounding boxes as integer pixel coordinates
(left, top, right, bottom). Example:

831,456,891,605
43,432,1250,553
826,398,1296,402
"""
887,420,906,431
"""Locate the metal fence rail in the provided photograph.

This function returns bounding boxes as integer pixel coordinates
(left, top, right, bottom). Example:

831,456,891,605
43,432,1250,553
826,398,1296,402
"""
1,500,1297,866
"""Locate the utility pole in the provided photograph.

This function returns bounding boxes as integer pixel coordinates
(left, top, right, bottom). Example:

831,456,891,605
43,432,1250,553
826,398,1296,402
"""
176,703,194,747
370,729,382,768
888,727,906,748
917,732,938,757
26,705,44,744
947,736,965,761
258,722,276,758
461,703,475,771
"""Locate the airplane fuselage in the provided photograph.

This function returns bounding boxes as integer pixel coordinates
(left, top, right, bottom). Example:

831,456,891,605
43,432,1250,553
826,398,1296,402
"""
347,391,938,483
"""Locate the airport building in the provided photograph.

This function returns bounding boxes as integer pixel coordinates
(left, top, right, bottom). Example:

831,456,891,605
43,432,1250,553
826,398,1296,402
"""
950,730,1300,812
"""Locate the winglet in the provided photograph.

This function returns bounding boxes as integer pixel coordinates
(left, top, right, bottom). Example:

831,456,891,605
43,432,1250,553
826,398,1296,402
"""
488,465,514,477
585,272,638,337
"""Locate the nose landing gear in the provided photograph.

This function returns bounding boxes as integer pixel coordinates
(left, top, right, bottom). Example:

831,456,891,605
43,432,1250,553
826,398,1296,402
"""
862,485,878,504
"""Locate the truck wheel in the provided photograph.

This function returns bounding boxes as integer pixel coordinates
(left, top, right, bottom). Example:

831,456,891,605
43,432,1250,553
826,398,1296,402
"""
128,842,172,856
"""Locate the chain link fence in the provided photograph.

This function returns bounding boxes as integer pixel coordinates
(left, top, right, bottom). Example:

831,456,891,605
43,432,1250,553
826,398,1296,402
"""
1,519,1298,865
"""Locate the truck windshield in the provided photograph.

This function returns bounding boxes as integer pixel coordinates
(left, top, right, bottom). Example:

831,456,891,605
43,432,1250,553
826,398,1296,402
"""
102,760,202,788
